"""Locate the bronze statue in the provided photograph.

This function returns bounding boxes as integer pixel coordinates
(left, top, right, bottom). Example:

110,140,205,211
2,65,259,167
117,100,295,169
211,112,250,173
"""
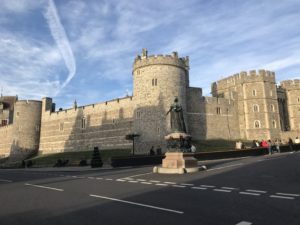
166,97,187,133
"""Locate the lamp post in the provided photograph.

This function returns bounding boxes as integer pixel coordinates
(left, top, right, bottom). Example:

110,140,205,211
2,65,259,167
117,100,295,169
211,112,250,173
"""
125,133,140,155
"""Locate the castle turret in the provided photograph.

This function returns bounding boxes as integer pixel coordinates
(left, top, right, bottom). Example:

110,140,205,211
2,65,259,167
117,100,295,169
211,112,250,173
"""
132,49,189,151
212,70,281,140
11,100,42,159
280,80,300,131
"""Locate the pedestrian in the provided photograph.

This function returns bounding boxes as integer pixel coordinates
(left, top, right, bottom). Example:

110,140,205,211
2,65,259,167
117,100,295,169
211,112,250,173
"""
275,139,281,153
251,140,257,148
261,139,268,148
149,146,155,155
267,139,272,155
191,144,196,153
156,146,162,155
255,140,260,147
288,138,293,152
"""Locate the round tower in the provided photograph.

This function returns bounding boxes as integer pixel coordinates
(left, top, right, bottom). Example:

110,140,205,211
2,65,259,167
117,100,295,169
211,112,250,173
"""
11,100,42,159
132,49,189,152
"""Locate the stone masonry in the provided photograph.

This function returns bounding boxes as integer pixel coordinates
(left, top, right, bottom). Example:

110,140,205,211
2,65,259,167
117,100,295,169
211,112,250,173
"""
1,49,300,158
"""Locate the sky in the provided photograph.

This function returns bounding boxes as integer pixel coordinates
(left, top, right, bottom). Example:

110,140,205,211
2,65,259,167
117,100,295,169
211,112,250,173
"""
1,0,300,109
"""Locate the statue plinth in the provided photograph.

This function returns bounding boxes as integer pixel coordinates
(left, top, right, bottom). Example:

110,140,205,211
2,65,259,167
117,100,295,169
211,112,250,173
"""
153,132,199,174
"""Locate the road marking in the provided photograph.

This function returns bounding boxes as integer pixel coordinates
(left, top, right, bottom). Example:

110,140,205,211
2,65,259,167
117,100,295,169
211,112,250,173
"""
236,221,252,225
89,194,184,214
116,179,126,182
164,182,176,184
180,183,194,186
121,172,152,180
239,192,260,196
270,195,295,200
88,177,95,179
207,163,244,172
0,179,12,182
105,178,113,181
141,182,152,185
72,176,77,178
128,180,139,183
221,187,237,190
149,180,160,183
200,185,215,188
156,183,168,186
213,189,231,193
276,192,300,197
191,187,207,190
96,177,103,180
137,179,146,181
172,185,186,188
246,189,267,194
25,183,63,192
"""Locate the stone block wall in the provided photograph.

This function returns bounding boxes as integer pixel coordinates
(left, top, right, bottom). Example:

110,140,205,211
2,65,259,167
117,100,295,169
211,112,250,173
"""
0,125,13,158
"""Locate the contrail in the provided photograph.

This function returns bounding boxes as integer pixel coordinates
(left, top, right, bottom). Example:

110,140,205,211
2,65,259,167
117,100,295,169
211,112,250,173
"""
44,0,76,92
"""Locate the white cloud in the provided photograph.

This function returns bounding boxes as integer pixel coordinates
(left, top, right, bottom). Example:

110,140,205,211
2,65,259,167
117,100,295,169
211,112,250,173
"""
44,0,76,92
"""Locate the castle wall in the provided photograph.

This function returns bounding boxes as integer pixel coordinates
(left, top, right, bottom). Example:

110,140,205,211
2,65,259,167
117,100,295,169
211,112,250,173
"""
0,125,13,158
40,97,134,154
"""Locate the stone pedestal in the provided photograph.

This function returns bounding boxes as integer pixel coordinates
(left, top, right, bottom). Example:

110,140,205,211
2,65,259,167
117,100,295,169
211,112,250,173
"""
153,152,199,174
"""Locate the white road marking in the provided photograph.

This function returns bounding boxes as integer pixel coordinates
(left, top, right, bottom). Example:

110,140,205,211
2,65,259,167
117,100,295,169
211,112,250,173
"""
141,182,152,185
90,194,184,214
207,163,244,171
105,178,113,181
0,179,12,182
180,183,194,186
88,177,95,179
164,182,176,184
172,185,186,188
213,189,231,193
191,187,207,190
121,172,152,180
200,185,215,188
96,177,103,180
72,176,77,178
137,179,146,181
270,195,295,200
246,189,267,194
25,183,63,192
156,183,168,186
239,192,260,196
236,221,252,225
116,179,126,182
149,180,160,183
276,192,300,197
221,187,237,190
128,180,139,183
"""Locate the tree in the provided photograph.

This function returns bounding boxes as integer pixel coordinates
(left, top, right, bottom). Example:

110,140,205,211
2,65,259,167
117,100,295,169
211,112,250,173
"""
91,147,103,168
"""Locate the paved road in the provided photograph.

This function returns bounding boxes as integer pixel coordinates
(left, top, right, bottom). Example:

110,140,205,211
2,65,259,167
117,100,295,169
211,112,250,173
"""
0,152,299,225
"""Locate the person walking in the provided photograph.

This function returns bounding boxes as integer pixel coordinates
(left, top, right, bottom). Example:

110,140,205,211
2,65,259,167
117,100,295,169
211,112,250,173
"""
267,139,272,155
288,138,294,152
275,139,281,153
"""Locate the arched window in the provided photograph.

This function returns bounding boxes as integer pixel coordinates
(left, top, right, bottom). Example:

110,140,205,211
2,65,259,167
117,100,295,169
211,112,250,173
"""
272,120,276,128
253,104,259,112
270,104,275,112
254,120,261,128
252,90,256,96
298,97,300,103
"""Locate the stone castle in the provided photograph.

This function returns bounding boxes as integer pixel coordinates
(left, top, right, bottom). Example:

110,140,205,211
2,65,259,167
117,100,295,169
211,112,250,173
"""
1,49,300,158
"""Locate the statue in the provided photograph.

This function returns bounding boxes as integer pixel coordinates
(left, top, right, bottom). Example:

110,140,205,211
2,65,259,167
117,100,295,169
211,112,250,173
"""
166,97,187,133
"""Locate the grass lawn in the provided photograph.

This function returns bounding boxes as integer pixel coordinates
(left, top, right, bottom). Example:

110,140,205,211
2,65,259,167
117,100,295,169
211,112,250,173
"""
26,149,131,167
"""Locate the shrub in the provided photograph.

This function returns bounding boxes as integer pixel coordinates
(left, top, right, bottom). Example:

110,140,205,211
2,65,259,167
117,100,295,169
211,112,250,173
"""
79,159,88,166
91,147,103,168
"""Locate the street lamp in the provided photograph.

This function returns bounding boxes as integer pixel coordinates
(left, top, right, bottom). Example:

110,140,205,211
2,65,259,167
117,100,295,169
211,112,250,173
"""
125,133,140,155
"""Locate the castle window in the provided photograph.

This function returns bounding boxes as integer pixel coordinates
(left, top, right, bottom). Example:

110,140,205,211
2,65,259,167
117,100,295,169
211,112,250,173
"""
36,125,40,132
253,104,259,112
81,117,86,129
298,97,300,103
272,120,276,128
16,112,20,117
254,120,261,128
1,119,8,126
59,122,64,131
157,127,160,135
216,107,221,115
270,104,275,112
152,78,158,86
137,70,140,75
252,90,257,96
152,79,154,86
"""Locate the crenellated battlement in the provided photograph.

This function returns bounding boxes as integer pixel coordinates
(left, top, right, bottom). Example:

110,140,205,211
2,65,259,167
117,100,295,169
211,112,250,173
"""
215,69,276,88
133,48,189,72
280,79,300,89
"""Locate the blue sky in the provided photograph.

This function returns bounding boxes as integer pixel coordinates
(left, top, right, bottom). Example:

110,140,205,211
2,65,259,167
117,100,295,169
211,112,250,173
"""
1,0,300,109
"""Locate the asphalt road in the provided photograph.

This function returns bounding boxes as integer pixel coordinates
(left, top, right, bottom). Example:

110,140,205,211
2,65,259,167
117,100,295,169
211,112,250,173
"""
0,152,299,225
